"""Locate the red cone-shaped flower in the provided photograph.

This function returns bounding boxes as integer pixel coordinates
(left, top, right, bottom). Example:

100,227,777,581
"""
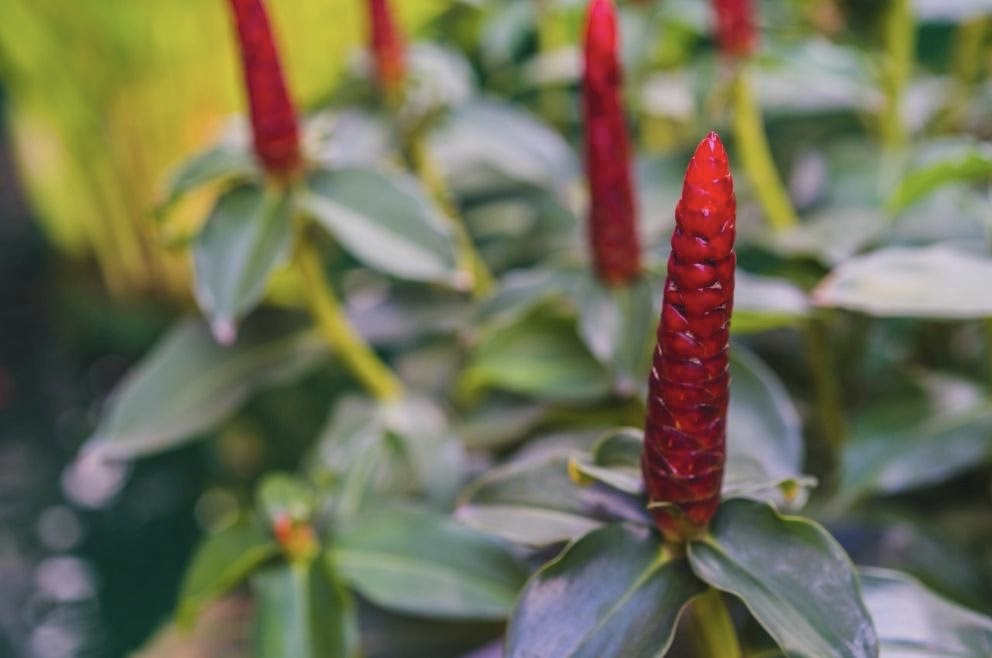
642,132,736,542
582,0,642,286
713,0,757,57
368,0,407,94
227,0,302,177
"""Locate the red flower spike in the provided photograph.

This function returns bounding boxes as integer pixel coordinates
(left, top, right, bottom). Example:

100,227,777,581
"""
713,0,758,58
642,131,736,542
582,0,642,286
368,0,407,94
227,0,302,177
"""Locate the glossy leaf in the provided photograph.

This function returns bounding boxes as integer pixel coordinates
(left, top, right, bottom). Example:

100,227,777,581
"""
771,208,885,266
301,168,460,285
837,376,992,506
724,347,807,502
85,318,326,460
309,396,465,517
733,271,810,334
860,567,992,658
330,507,527,620
456,450,648,547
162,140,258,207
252,561,358,658
460,309,613,403
688,499,878,658
813,245,992,318
506,523,705,658
193,185,294,342
575,275,656,387
429,99,579,201
176,517,279,626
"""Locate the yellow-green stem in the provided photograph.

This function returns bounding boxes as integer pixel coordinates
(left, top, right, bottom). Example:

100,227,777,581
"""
731,68,799,232
295,239,403,401
805,313,847,477
937,17,991,132
690,588,741,658
879,0,914,149
406,131,494,297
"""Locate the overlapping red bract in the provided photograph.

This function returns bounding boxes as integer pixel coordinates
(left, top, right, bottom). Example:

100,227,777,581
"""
368,0,406,93
642,132,736,541
228,0,301,176
582,0,642,286
713,0,757,57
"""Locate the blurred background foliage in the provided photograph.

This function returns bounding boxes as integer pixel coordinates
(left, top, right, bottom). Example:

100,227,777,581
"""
0,0,446,299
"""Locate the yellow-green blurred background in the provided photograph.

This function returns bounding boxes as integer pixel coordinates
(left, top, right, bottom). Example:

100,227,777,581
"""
0,0,444,299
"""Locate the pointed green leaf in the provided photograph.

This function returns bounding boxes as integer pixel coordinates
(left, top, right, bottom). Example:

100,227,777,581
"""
506,523,705,658
456,450,648,547
301,168,460,285
576,276,656,387
330,507,527,620
688,499,878,658
889,144,992,213
837,376,992,506
860,567,992,658
162,141,258,208
461,308,613,403
193,185,294,342
177,517,279,626
252,561,358,658
85,318,326,460
733,271,810,334
813,245,992,318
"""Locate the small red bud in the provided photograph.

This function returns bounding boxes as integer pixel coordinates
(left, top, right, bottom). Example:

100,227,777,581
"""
227,0,302,177
642,132,736,542
713,0,758,58
582,0,642,286
368,0,407,94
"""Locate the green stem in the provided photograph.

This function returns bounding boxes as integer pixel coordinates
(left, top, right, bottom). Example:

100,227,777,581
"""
805,313,846,482
879,0,914,149
690,588,741,658
295,238,404,401
406,130,494,297
937,17,990,132
985,318,992,390
731,67,799,232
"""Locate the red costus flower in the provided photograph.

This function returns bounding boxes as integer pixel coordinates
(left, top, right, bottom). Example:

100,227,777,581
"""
713,0,757,57
582,0,642,286
368,0,407,94
227,0,302,176
642,131,736,542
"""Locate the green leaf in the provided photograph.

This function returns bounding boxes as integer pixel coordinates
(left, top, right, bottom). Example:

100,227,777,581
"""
300,168,460,285
575,276,656,388
257,473,315,525
860,567,992,658
733,271,810,334
193,185,294,343
770,208,885,266
889,144,992,213
813,245,992,318
836,375,992,505
456,450,648,547
176,517,279,626
460,307,613,403
724,347,808,503
688,499,878,658
506,524,706,658
308,396,466,519
429,99,579,201
252,561,358,658
330,507,527,620
161,140,258,207
85,318,326,460
456,394,548,451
